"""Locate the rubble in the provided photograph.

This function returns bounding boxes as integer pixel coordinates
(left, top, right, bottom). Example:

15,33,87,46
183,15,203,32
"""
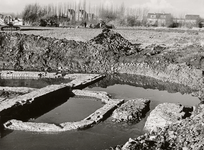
112,98,150,123
144,103,192,132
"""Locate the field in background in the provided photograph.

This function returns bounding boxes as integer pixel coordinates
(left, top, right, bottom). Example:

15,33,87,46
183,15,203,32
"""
12,26,204,47
15,26,102,42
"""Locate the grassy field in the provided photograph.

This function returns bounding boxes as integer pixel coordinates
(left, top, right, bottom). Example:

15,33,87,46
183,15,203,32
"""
16,26,102,42
7,26,204,47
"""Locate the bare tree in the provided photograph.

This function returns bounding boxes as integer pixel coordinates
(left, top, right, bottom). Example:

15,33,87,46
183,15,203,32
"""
141,7,149,26
83,0,87,11
22,3,42,24
118,2,125,17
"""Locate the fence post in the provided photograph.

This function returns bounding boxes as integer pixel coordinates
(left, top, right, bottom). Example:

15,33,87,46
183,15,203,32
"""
0,116,3,138
0,116,4,135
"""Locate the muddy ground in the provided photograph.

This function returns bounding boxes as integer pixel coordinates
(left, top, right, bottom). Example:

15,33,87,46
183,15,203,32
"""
1,28,204,149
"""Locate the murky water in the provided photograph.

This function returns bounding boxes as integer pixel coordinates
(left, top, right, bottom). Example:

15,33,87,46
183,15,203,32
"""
87,84,199,110
35,96,104,124
0,74,200,150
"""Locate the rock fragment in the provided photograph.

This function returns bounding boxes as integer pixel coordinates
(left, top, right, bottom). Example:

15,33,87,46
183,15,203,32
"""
112,98,150,123
144,103,192,132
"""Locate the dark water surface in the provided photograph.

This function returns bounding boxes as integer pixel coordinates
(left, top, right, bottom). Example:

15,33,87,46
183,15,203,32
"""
0,74,200,150
35,96,104,124
87,84,199,109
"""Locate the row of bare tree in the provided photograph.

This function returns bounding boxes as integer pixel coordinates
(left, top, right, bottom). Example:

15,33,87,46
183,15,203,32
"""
21,2,150,26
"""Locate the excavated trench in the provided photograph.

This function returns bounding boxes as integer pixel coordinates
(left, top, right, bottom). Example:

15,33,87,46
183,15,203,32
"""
0,29,204,150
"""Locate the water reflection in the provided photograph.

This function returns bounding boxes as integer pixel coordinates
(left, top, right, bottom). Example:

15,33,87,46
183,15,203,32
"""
87,74,200,108
89,73,195,94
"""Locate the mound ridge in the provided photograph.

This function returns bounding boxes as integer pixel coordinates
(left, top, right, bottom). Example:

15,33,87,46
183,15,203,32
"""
0,29,140,73
89,29,139,56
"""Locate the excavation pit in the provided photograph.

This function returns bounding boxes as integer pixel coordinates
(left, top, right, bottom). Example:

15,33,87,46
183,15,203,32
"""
0,73,200,150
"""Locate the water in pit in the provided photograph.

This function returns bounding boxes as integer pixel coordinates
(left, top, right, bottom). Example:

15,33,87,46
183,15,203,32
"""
34,96,104,124
0,74,200,150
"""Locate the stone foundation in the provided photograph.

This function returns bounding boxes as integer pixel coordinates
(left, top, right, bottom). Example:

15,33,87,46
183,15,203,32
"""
3,90,124,132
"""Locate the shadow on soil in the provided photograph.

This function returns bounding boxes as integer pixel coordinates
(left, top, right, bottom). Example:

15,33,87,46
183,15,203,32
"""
0,86,75,138
0,87,74,123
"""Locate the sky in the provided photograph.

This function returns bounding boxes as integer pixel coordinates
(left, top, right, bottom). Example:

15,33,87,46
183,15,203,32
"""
0,0,204,18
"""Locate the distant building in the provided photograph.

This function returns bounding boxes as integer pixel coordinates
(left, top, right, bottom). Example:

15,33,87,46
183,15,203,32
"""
0,14,13,24
147,13,173,27
0,14,4,19
67,9,76,24
0,14,23,26
87,13,95,22
67,9,95,24
76,9,88,22
173,18,185,27
185,14,200,27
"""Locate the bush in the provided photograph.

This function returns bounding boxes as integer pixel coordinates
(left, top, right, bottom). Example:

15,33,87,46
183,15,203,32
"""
99,9,117,23
22,3,42,24
40,19,47,27
168,22,180,28
199,21,204,28
109,18,126,27
126,16,137,26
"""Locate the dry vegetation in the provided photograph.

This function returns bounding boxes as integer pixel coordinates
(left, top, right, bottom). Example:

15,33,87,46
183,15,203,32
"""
17,27,102,42
16,26,204,45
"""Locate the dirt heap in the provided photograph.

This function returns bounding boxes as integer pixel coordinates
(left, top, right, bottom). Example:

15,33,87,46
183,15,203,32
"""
0,29,142,75
0,32,87,72
86,29,141,73
89,29,139,56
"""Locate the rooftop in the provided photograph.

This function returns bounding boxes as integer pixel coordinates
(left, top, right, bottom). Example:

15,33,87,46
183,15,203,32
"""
185,14,200,20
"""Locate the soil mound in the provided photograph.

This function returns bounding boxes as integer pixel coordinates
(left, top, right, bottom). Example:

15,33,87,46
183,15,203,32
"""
88,29,139,56
0,30,140,73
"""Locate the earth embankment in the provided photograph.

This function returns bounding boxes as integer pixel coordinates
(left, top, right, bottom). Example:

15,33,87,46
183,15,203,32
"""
0,29,203,90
